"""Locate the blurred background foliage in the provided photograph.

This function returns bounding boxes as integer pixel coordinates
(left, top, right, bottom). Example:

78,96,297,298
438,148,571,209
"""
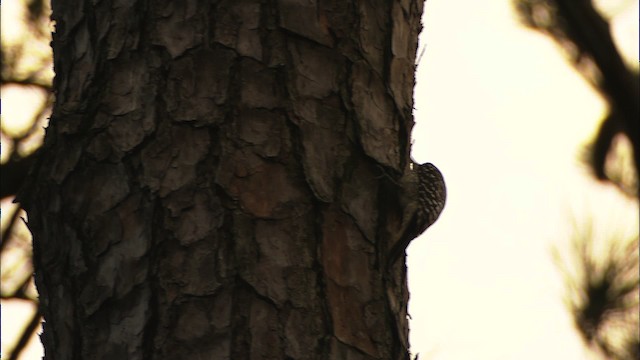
553,216,639,360
2,0,52,358
514,0,639,358
515,0,639,198
1,0,638,359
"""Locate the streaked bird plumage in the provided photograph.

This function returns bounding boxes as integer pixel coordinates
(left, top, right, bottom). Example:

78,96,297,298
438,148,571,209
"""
388,161,446,267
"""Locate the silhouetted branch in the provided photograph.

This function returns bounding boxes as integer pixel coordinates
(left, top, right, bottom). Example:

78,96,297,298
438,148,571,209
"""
1,152,39,199
0,204,22,252
553,0,640,184
514,0,640,198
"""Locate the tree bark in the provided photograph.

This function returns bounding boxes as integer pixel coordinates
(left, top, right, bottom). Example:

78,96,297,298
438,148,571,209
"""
20,1,424,359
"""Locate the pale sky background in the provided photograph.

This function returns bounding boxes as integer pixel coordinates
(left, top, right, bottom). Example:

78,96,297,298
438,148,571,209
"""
408,0,638,359
2,0,639,359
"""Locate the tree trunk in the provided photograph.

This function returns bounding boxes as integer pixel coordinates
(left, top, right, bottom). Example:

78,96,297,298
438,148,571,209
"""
20,1,424,359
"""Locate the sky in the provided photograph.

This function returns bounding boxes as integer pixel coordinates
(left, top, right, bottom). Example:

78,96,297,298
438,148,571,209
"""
407,0,638,359
2,0,639,359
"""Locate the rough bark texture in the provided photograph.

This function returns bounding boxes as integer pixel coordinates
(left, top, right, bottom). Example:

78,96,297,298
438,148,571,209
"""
20,1,424,359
